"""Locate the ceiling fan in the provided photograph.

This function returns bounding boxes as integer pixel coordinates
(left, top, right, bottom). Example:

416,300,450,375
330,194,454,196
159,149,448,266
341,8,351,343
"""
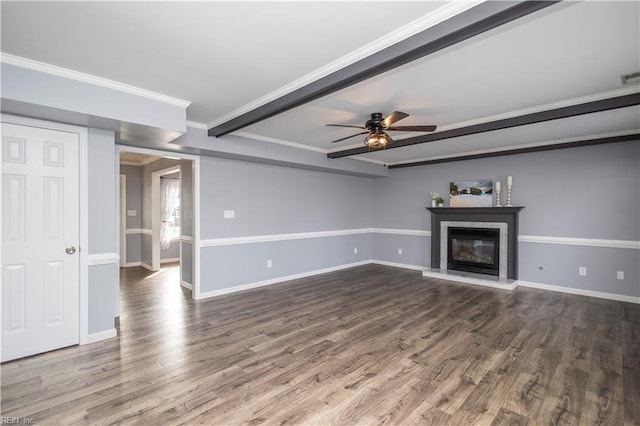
326,111,437,149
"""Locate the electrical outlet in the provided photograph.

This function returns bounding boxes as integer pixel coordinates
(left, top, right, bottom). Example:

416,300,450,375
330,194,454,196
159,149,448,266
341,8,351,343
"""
223,210,235,219
266,260,272,268
398,248,403,255
617,271,624,280
579,266,587,276
354,247,358,254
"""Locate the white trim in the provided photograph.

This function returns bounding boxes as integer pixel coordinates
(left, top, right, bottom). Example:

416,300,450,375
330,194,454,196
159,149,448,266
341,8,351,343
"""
186,121,208,130
124,262,142,268
180,236,193,243
126,228,152,235
1,115,91,346
518,280,640,304
371,228,431,237
161,257,180,264
1,53,191,108
152,166,181,271
88,253,120,266
234,131,328,154
193,156,201,300
200,228,371,247
196,260,371,300
206,2,480,129
140,262,154,271
199,227,639,251
519,235,640,250
371,260,425,271
181,280,193,291
118,174,126,271
86,328,117,344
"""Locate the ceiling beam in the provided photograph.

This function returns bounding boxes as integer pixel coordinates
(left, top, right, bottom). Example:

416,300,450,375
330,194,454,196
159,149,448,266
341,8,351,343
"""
208,1,559,138
327,93,640,158
388,133,640,169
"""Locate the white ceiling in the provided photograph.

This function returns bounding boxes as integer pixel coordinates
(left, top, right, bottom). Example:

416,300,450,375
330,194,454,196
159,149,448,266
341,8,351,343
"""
2,1,639,167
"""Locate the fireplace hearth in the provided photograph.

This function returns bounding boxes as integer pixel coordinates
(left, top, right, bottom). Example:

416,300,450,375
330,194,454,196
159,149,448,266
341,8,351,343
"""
448,227,500,276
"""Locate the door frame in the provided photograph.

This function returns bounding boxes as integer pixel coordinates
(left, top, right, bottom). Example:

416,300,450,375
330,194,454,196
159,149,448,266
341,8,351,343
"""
119,175,126,269
116,145,201,299
152,165,180,271
1,114,91,345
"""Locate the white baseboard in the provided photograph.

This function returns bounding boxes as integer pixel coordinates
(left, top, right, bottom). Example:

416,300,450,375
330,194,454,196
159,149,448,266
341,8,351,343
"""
371,260,426,271
193,257,639,305
181,280,193,291
161,257,180,264
141,262,154,271
86,328,117,344
518,280,640,304
196,260,371,300
124,261,141,267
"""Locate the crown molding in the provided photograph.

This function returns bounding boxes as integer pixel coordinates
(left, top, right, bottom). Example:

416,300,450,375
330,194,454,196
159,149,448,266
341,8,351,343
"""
205,1,483,130
233,131,327,154
186,121,208,130
387,129,640,167
1,52,191,108
231,131,388,165
434,86,640,135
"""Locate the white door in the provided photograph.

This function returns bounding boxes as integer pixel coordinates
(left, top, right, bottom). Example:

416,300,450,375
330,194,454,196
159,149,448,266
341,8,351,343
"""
1,123,80,362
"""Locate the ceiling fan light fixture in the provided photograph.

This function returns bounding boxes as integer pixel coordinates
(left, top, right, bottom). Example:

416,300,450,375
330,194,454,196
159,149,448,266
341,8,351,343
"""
364,131,390,149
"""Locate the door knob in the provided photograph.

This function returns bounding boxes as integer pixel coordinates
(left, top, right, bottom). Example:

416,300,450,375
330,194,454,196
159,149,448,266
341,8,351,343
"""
65,246,77,255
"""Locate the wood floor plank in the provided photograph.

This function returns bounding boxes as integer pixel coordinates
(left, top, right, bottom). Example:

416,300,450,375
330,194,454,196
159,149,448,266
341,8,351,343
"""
1,263,638,425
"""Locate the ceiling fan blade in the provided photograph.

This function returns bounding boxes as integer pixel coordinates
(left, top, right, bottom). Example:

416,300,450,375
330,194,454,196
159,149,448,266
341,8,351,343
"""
326,124,367,130
386,125,437,132
381,111,409,128
331,131,369,143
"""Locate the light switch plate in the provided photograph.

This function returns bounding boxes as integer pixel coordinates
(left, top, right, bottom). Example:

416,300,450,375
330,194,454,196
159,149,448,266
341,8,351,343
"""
127,210,137,216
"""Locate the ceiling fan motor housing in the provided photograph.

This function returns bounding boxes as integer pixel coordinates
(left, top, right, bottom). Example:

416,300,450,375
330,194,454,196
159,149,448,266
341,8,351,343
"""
366,112,385,132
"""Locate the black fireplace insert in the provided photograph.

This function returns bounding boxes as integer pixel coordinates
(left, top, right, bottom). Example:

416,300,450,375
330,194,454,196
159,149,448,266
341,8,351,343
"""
447,227,499,276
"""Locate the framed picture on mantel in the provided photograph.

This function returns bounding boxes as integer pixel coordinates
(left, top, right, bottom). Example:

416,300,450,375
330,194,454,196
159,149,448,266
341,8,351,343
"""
449,179,493,207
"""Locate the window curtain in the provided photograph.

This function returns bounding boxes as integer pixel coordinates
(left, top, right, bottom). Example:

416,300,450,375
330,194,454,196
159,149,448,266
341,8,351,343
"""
160,177,180,250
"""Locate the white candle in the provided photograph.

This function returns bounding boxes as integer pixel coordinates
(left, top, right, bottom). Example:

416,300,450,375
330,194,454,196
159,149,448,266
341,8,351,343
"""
495,181,501,191
507,176,513,185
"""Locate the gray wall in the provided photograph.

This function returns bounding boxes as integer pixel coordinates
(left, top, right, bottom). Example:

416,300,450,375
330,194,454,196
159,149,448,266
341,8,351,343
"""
371,141,640,298
199,156,374,293
120,164,143,264
87,128,117,334
200,157,373,239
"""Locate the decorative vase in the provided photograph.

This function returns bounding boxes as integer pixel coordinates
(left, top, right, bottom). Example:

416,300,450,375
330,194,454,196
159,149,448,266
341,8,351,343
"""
437,203,444,207
431,200,436,207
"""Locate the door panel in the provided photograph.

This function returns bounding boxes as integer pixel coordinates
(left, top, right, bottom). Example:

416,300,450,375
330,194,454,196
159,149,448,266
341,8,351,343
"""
1,123,80,362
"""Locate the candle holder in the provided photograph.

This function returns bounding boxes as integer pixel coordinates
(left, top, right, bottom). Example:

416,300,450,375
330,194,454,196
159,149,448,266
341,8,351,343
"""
506,184,513,207
495,187,502,207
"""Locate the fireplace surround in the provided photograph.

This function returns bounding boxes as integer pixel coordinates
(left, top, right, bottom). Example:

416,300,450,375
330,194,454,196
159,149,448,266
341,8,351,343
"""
427,207,524,280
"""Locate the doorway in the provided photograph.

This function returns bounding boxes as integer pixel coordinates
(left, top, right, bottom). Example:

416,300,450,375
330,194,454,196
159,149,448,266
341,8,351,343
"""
117,146,200,301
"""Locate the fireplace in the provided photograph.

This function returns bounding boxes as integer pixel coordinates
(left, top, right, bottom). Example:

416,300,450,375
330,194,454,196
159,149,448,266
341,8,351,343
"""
427,207,524,280
447,227,499,276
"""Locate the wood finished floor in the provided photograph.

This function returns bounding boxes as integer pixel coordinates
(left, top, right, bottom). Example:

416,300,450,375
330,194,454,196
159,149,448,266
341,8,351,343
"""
1,264,639,425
